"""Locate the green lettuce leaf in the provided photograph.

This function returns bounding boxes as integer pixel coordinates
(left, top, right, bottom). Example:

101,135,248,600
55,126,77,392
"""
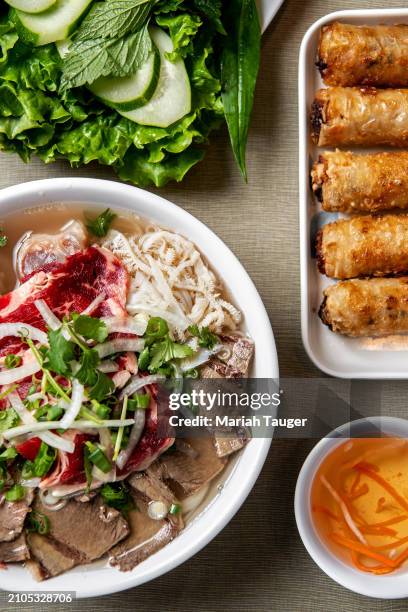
0,3,235,187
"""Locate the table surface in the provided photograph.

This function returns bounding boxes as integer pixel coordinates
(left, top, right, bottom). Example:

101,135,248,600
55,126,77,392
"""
2,0,408,610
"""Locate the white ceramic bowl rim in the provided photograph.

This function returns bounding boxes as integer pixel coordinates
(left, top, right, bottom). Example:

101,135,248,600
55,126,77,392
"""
295,416,408,599
0,178,278,598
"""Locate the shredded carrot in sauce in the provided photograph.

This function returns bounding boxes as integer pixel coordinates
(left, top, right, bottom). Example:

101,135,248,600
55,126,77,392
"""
310,437,408,575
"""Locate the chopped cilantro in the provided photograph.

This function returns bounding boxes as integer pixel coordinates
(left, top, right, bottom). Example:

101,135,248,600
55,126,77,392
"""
86,208,116,237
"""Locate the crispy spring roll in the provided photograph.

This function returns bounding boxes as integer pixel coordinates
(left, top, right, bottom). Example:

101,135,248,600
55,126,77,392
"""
317,22,408,87
316,214,408,279
320,278,408,337
311,151,408,213
311,87,408,147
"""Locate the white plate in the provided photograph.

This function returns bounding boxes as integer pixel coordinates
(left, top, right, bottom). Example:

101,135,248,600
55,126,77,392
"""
0,178,278,598
299,9,408,379
258,0,285,32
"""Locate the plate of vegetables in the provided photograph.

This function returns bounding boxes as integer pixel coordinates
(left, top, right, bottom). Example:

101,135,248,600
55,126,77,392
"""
0,0,269,187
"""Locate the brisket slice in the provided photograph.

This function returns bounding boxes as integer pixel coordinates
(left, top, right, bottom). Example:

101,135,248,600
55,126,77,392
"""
109,493,179,572
0,489,34,542
0,533,29,563
27,496,129,580
156,438,226,496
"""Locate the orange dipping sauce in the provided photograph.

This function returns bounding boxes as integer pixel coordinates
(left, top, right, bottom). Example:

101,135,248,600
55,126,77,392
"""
311,437,408,575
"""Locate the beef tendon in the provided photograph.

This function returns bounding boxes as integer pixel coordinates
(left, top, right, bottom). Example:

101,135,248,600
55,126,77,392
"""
320,277,408,337
311,87,408,147
311,150,408,213
317,213,408,279
318,22,408,87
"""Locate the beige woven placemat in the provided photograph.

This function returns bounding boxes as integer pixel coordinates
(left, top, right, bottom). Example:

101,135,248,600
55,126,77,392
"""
1,1,406,609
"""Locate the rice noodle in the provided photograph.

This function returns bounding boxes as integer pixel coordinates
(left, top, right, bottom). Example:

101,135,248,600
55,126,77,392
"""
102,229,242,338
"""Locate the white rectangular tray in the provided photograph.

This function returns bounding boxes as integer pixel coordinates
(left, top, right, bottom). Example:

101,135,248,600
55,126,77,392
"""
299,9,408,379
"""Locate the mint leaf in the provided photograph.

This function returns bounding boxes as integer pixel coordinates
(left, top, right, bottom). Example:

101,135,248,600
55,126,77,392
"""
74,0,153,41
105,25,152,77
85,208,117,237
45,329,76,376
73,315,108,343
60,38,111,91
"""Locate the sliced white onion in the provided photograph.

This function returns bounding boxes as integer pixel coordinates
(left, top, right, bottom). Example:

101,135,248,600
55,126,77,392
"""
119,374,165,400
148,500,168,520
8,392,75,453
97,360,119,373
3,419,136,439
59,379,84,430
116,409,146,470
0,323,48,346
102,316,147,336
81,294,106,316
95,338,144,359
34,300,62,331
39,489,68,511
126,304,188,332
179,345,223,373
25,393,48,404
0,360,41,385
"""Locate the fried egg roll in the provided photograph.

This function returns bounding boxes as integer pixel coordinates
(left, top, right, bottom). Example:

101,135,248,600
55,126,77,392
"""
320,278,408,337
311,151,408,213
317,22,408,87
311,87,408,147
316,214,408,279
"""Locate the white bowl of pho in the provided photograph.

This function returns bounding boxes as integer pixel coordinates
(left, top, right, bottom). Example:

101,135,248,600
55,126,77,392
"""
0,178,278,598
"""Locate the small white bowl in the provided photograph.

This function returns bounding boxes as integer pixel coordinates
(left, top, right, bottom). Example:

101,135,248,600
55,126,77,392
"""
0,178,278,598
295,417,408,599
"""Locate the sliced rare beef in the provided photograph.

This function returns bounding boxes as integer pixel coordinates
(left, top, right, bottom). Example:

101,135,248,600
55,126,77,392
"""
0,489,34,542
0,532,30,563
27,496,129,580
0,246,129,359
156,438,226,495
16,220,87,280
109,493,179,572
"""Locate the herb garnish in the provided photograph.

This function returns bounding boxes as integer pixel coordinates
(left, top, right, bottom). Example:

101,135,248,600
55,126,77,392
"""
22,442,56,479
188,324,218,349
100,482,135,514
61,0,155,91
26,510,50,535
85,209,117,238
4,354,22,369
0,231,7,248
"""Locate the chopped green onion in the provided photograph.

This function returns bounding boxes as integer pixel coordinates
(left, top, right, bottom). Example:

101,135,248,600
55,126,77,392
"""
85,442,112,473
184,368,199,379
5,484,25,502
100,482,134,514
128,394,150,411
113,395,128,461
83,444,93,491
169,503,182,515
91,400,111,419
0,385,18,401
26,510,50,535
22,442,56,479
4,354,22,369
0,447,17,461
138,347,150,371
46,406,63,421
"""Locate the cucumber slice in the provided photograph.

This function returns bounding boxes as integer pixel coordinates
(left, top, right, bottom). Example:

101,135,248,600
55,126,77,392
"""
89,47,161,112
12,0,93,46
121,27,191,128
5,0,56,14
